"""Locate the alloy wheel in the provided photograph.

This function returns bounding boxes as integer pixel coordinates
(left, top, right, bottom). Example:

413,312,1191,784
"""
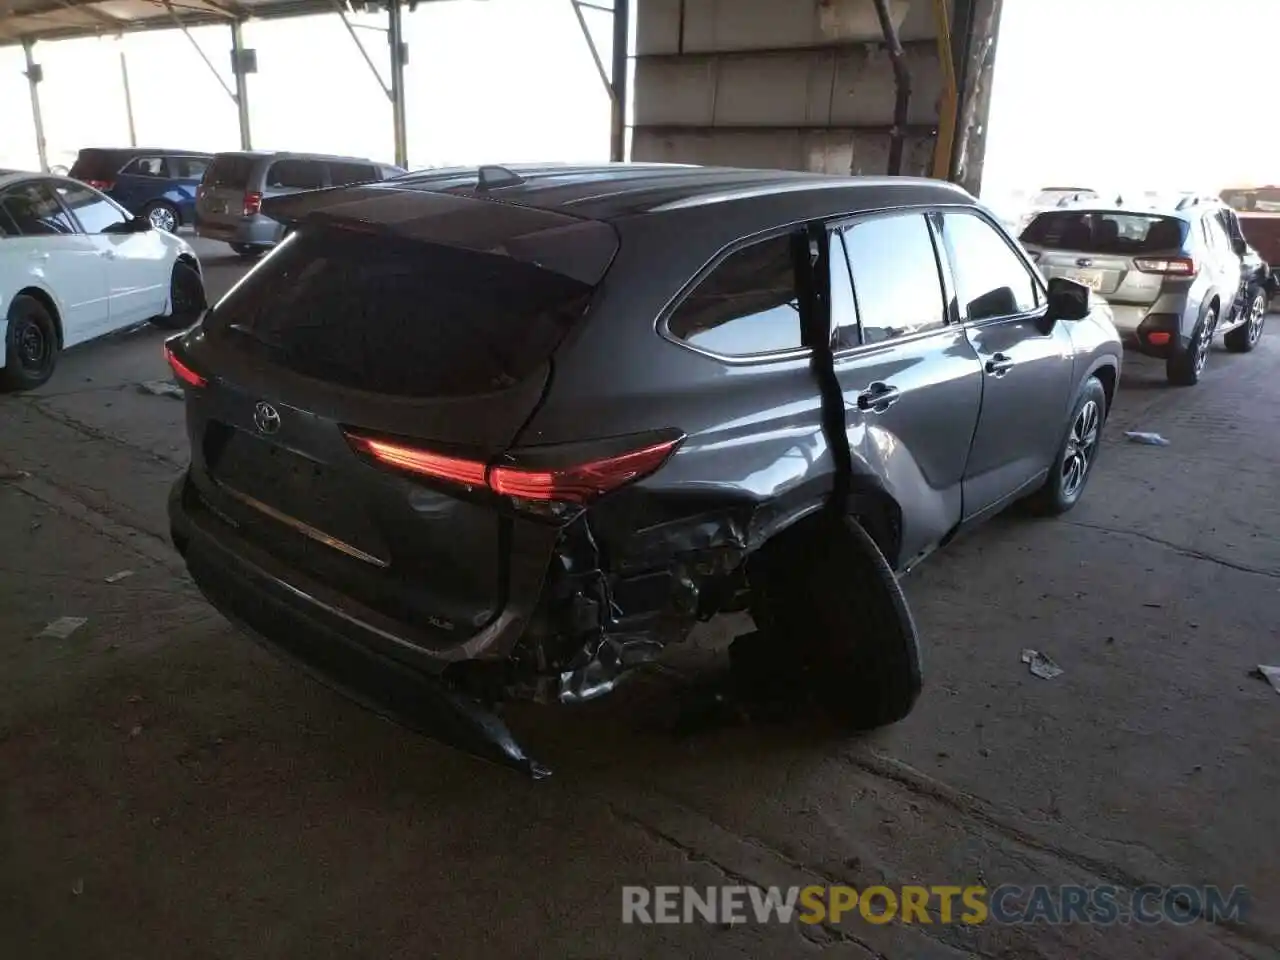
1061,399,1100,499
1194,311,1215,375
1247,294,1266,345
149,206,177,232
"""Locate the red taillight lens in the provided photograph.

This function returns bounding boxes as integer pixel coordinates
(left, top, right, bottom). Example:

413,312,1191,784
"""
489,440,681,503
1145,331,1172,346
344,431,683,505
242,191,263,216
85,179,114,192
164,342,206,388
345,434,487,488
1134,256,1197,276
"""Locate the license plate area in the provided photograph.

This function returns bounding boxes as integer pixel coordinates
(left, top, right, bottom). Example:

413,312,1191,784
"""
205,425,389,565
1065,271,1104,291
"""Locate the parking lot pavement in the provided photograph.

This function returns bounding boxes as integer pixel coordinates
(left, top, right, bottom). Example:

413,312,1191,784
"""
1,247,1277,958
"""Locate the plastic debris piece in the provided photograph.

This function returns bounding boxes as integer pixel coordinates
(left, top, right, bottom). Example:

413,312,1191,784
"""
0,468,31,481
1021,648,1064,680
129,725,143,738
104,570,134,584
71,878,84,896
1251,665,1280,695
137,379,183,399
1124,431,1170,446
36,616,87,640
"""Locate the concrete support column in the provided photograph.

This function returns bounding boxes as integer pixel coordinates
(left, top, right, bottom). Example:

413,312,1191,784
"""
388,0,409,168
22,40,49,173
230,20,253,150
610,0,630,162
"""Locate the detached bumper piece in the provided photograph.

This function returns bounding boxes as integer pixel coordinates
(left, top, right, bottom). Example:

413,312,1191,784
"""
171,480,550,779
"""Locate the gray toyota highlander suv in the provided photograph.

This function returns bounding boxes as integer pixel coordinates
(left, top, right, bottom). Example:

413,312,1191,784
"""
1021,197,1273,385
165,163,1122,775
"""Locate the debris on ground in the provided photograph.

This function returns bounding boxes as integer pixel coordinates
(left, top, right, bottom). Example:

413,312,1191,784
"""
1021,649,1064,680
36,616,88,640
137,379,183,399
1123,431,1170,446
129,725,143,738
71,878,84,896
1250,665,1280,694
0,468,31,481
104,570,134,584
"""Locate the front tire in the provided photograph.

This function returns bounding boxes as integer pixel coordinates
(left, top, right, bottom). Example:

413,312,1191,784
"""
149,261,206,330
1225,290,1266,353
1027,376,1107,516
143,201,179,233
1,294,59,392
1167,304,1216,385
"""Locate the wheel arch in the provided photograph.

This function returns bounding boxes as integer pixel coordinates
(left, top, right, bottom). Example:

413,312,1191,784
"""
1088,358,1118,413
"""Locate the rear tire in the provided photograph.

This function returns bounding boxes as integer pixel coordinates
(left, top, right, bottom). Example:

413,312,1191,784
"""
1167,304,1216,386
746,513,921,732
1,294,59,392
230,243,263,260
1026,376,1107,516
143,200,179,233
150,261,206,330
1225,290,1266,353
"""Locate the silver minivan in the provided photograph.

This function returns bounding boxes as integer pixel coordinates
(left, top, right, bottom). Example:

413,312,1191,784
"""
194,151,404,259
1021,199,1273,385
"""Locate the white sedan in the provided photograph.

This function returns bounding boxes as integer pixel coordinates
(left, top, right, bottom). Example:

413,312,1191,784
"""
0,170,206,391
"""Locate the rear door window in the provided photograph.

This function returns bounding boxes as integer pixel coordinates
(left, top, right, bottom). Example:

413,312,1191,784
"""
205,155,256,188
266,160,327,190
170,156,211,180
205,225,596,397
122,156,165,177
0,182,78,235
666,233,805,357
328,162,378,186
839,213,946,346
938,211,1039,321
1021,211,1187,254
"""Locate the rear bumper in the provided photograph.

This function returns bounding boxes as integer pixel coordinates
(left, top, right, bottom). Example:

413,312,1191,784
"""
169,472,550,775
194,215,280,247
169,472,533,675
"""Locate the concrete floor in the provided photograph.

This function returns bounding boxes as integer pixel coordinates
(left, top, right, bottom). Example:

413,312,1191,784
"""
1,237,1277,959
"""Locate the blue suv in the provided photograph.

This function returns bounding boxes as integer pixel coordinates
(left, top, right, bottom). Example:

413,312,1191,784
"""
69,147,213,232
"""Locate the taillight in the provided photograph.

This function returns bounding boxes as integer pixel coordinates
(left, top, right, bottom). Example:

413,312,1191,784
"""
164,342,206,388
85,178,114,192
344,430,684,506
1134,256,1197,276
242,191,263,216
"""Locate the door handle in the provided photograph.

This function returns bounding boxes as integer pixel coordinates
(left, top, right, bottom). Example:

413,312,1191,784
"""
856,381,901,412
985,353,1015,376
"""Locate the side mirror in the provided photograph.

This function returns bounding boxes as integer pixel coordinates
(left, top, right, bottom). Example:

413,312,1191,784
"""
1045,277,1092,324
103,216,152,235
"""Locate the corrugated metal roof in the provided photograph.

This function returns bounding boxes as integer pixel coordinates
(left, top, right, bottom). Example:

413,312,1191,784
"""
0,0,444,45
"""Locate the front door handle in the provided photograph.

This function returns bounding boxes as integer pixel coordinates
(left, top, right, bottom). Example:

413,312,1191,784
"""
985,353,1015,376
856,381,901,413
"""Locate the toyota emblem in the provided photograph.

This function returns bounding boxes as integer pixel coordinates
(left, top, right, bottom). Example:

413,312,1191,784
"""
253,401,281,435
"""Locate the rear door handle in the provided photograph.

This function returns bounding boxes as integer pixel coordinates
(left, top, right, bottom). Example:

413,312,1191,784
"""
985,353,1015,376
856,381,901,412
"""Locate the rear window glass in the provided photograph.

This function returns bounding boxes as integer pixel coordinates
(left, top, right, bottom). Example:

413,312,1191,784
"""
329,162,378,186
205,225,595,397
205,155,256,187
69,150,121,179
267,160,325,189
1020,212,1186,254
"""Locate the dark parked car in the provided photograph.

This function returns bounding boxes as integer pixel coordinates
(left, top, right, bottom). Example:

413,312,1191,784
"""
165,164,1122,775
69,147,213,233
194,150,405,258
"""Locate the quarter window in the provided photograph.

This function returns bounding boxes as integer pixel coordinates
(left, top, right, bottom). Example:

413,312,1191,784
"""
53,182,130,234
840,213,946,345
939,211,1039,321
667,233,805,357
266,160,326,190
170,157,211,179
0,182,76,235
